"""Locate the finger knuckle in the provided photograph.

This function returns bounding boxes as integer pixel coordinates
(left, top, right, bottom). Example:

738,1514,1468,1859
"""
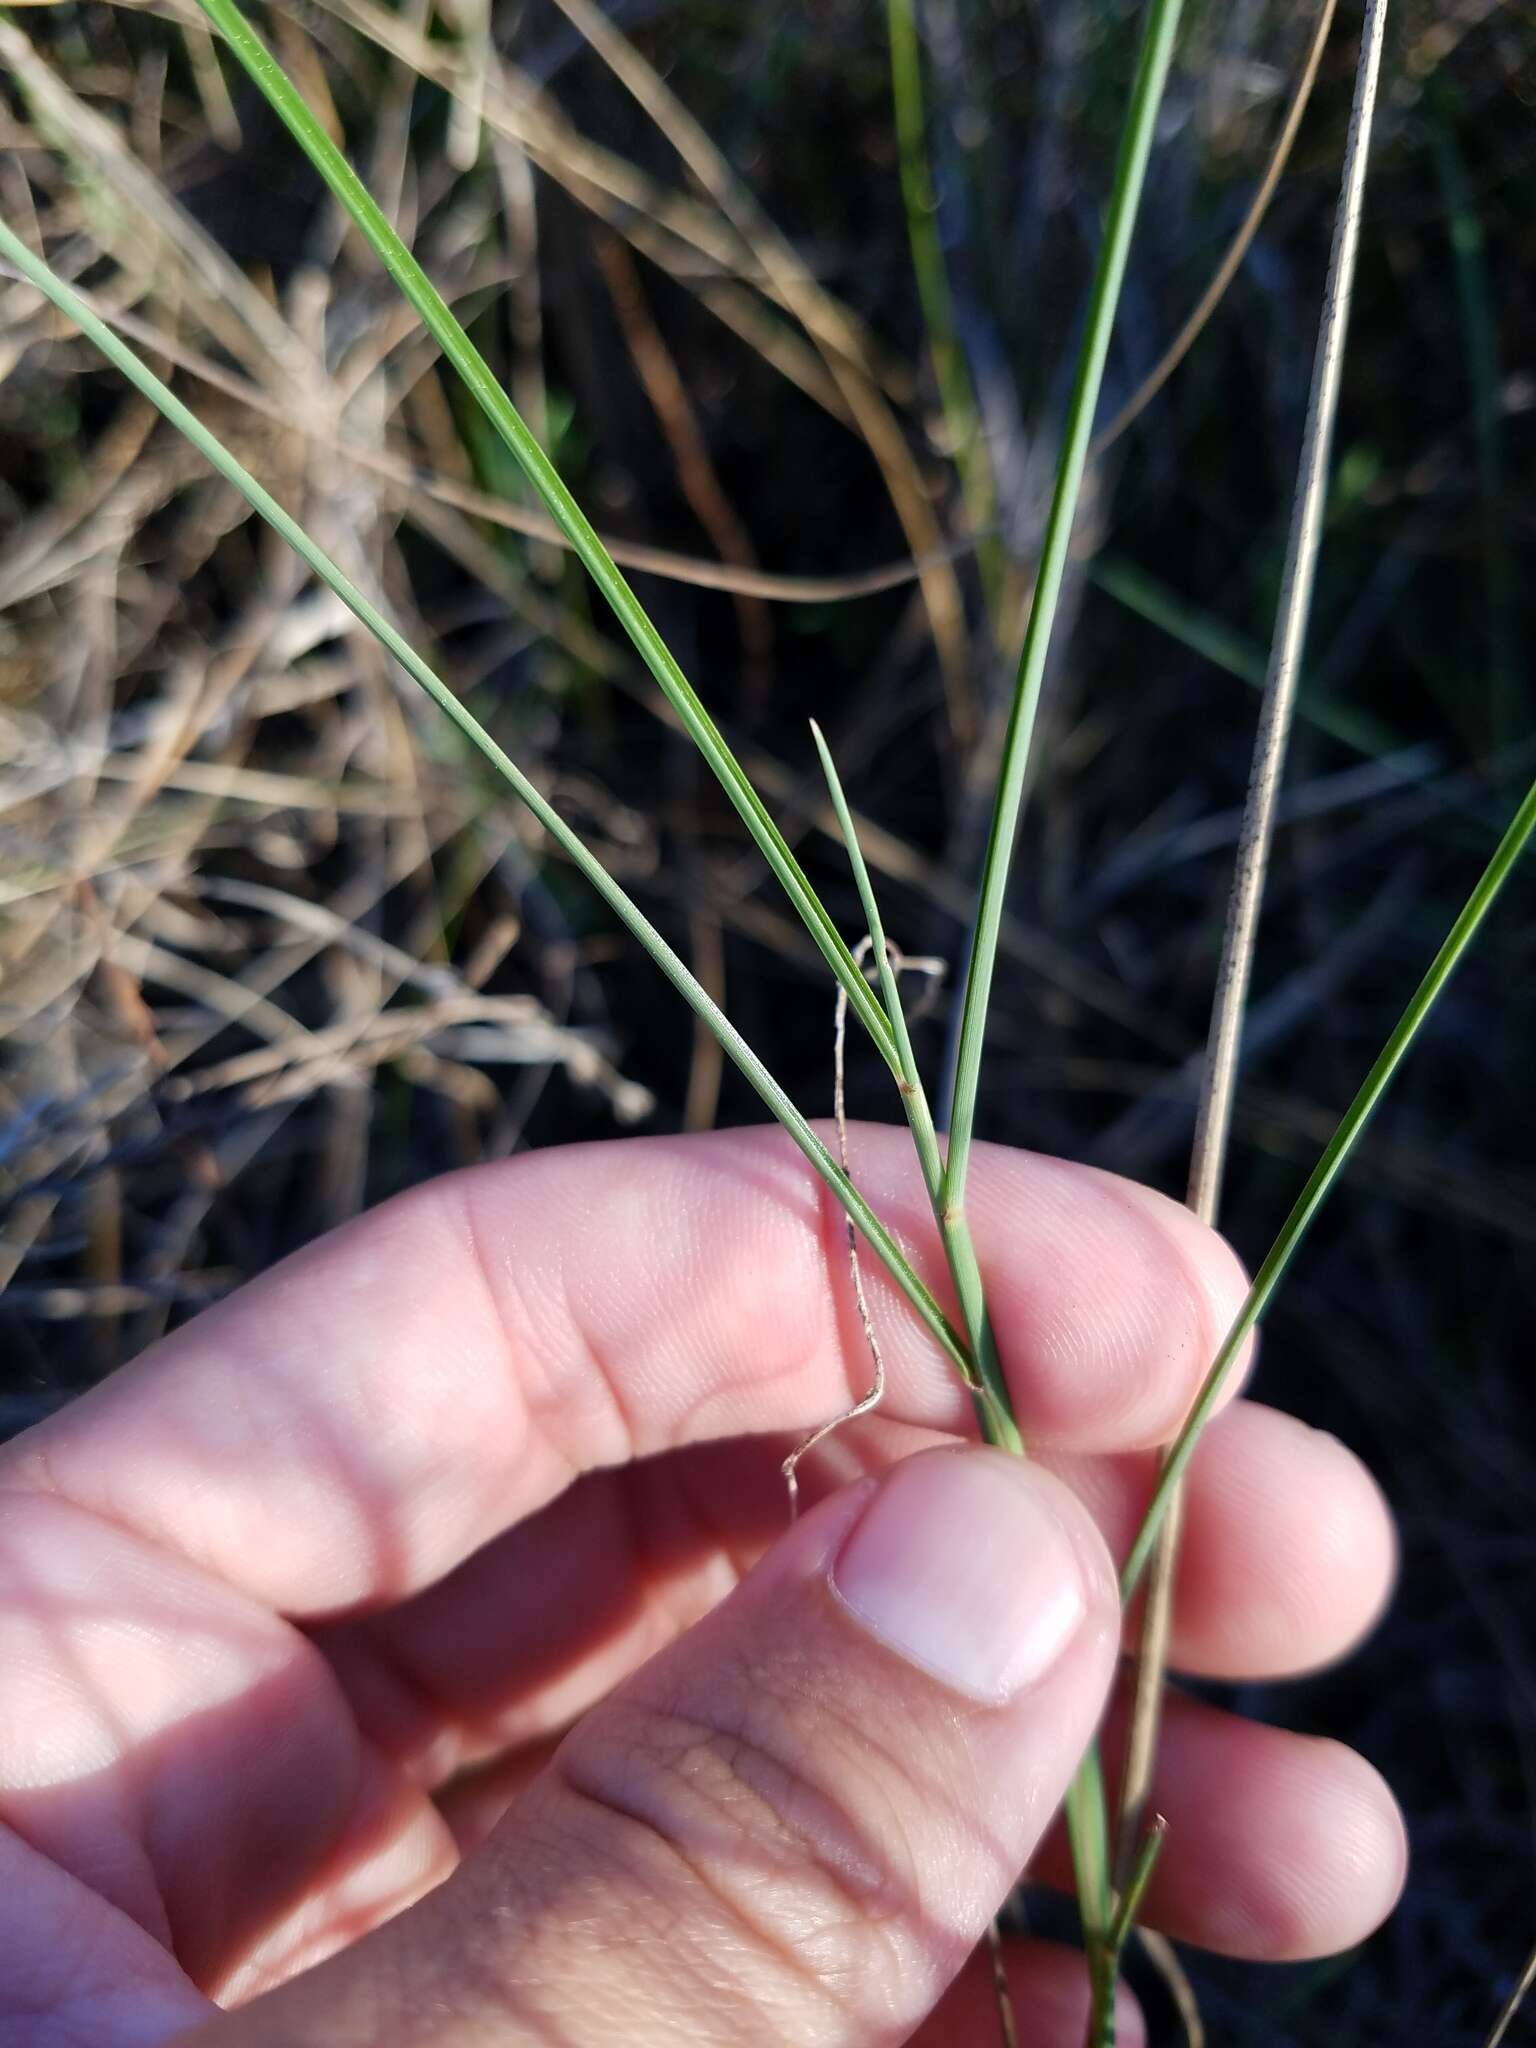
553,1662,921,2003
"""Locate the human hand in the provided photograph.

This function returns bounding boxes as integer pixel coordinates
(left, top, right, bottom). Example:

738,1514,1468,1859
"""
0,1127,1404,2045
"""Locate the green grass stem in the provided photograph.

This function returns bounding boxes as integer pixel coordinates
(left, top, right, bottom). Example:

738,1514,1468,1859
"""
1107,1819,1166,1959
942,0,1185,1215
810,722,1019,1453
1066,1745,1117,2044
900,5,1192,2020
809,722,943,1200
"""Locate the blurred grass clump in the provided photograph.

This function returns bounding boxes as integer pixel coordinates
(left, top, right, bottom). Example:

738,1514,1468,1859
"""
2,0,1535,2036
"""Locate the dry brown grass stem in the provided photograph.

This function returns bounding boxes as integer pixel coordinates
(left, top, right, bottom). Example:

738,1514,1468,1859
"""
782,935,889,1519
300,0,975,738
593,233,773,705
0,266,968,607
0,16,313,384
984,1918,1020,2048
1092,0,1341,455
1112,0,1393,1965
0,91,657,1316
780,939,943,1514
544,0,974,739
1484,1929,1536,2048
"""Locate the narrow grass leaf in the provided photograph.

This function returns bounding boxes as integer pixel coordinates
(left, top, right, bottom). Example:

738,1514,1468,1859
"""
809,721,1018,1450
1107,1820,1167,1959
0,214,971,1383
1089,555,1392,755
1065,1743,1113,1946
919,0,1192,2000
1122,766,1536,1601
943,0,1185,1211
192,0,900,1073
809,722,937,1185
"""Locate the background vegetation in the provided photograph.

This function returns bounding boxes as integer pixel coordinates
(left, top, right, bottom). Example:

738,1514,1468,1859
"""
3,0,1534,2036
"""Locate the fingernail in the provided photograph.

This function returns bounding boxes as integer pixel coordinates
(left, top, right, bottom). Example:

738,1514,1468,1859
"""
830,1449,1087,1703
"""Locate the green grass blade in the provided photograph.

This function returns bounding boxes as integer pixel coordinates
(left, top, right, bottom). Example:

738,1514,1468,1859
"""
191,0,899,1075
1058,1743,1116,2048
1065,1743,1113,1962
1063,1742,1117,2048
0,212,969,1382
1107,1819,1167,1960
908,3,1192,1995
1089,554,1394,756
1122,765,1536,1600
809,722,939,1188
943,0,1185,1211
885,0,998,594
809,722,1019,1451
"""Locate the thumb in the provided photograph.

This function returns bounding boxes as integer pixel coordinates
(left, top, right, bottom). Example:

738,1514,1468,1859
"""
191,1446,1119,2048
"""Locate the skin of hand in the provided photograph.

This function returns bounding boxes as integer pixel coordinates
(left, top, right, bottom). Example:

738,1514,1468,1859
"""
0,1126,1405,2046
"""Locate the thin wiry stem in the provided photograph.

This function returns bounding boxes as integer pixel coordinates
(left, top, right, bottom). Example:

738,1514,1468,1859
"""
1106,1818,1167,1959
810,729,946,1204
983,1919,1020,2048
810,723,1019,1452
1114,0,1392,1894
542,0,976,742
801,766,1021,2048
1136,1930,1206,2048
1191,0,1391,1218
1484,1928,1536,2048
1122,767,1536,1602
809,727,1099,2029
783,937,891,1518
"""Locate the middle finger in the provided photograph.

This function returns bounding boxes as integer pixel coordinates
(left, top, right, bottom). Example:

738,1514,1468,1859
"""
318,1399,1394,1780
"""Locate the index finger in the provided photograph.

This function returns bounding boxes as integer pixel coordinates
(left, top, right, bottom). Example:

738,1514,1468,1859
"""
0,1125,1248,1617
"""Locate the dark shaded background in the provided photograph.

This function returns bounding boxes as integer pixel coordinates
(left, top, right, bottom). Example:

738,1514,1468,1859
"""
3,0,1534,2038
